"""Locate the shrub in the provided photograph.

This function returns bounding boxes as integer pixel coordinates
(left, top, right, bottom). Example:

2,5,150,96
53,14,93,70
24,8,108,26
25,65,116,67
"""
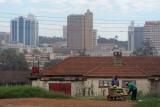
0,86,71,99
134,99,160,107
134,93,160,107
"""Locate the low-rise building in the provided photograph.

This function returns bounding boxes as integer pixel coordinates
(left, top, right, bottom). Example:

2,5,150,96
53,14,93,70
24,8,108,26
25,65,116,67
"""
31,52,160,96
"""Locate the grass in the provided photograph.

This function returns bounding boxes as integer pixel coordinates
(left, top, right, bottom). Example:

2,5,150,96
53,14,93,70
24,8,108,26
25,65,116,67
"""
134,93,160,107
0,86,72,99
75,96,107,100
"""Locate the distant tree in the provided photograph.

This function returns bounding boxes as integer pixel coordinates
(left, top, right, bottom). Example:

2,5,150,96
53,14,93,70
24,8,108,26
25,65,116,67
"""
44,59,62,68
0,49,29,71
97,36,128,49
39,36,65,44
32,49,41,55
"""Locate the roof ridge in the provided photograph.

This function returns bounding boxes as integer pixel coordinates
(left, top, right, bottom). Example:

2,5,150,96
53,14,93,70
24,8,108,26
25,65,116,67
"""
84,66,102,76
135,66,148,76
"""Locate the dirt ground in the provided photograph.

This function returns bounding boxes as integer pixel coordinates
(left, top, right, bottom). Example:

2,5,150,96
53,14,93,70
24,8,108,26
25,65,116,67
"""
0,98,134,107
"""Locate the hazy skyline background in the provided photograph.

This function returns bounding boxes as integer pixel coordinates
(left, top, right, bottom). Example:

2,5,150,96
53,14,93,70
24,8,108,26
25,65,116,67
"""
0,0,160,41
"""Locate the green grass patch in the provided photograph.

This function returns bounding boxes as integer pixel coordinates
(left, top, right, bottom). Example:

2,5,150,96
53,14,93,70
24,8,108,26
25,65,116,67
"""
134,99,160,107
74,96,107,100
0,86,72,99
134,93,160,107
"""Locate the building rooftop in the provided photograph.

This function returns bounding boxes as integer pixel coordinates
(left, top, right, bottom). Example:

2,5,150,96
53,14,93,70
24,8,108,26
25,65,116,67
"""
42,56,160,77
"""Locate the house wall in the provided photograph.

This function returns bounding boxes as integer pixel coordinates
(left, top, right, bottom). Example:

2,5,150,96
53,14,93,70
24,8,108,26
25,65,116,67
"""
32,78,151,96
32,80,84,96
84,78,151,96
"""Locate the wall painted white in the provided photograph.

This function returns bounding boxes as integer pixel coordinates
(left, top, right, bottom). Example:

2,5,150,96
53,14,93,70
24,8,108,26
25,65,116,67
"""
32,78,151,96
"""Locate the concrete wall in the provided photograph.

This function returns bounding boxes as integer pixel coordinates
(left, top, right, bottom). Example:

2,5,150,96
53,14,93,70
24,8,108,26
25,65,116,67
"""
32,80,84,96
32,78,151,96
84,78,151,96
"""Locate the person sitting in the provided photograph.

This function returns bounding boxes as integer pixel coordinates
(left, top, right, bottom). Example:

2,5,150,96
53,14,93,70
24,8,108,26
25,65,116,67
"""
111,75,119,86
126,82,137,101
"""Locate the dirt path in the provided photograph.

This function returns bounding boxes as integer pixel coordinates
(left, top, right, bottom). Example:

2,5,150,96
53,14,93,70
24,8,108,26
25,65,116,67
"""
0,98,134,107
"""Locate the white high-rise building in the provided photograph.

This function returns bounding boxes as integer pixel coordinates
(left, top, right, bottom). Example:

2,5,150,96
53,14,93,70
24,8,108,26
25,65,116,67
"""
63,26,67,40
128,21,144,51
128,21,135,51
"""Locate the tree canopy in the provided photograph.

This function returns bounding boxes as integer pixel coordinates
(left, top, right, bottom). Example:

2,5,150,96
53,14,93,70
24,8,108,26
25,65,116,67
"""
0,49,29,71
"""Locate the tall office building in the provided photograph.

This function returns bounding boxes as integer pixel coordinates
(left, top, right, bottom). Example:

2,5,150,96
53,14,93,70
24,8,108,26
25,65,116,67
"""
128,21,144,51
11,14,38,47
63,26,67,40
144,21,160,52
67,10,94,51
93,29,97,47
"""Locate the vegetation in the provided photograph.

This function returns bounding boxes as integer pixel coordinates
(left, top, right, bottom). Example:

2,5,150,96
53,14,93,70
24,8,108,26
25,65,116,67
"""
134,93,160,107
44,59,63,67
0,86,71,99
39,36,65,44
0,49,28,71
97,36,128,49
75,96,106,101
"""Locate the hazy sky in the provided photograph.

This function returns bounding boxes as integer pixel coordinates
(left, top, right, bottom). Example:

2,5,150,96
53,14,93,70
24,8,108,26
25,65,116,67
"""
0,0,160,41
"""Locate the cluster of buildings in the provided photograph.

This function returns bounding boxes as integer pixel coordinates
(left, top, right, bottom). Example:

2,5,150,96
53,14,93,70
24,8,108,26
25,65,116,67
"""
32,51,160,96
128,21,160,54
0,10,160,96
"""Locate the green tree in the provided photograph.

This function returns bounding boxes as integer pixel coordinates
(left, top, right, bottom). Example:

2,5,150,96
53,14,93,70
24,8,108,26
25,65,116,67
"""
0,49,29,71
44,59,62,68
32,49,41,55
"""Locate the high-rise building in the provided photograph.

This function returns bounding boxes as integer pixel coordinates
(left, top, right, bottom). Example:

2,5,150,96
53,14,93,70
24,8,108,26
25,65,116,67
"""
128,21,144,51
93,29,97,47
144,21,160,52
84,10,93,50
11,14,38,47
63,26,67,40
67,10,94,51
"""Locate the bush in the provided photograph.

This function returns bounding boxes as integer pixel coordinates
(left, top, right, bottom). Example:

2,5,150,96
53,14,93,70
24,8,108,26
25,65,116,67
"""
134,99,160,107
134,93,160,107
0,86,71,99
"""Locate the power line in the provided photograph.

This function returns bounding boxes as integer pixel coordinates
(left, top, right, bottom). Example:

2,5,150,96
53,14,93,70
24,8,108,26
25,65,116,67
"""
0,11,149,22
0,25,159,33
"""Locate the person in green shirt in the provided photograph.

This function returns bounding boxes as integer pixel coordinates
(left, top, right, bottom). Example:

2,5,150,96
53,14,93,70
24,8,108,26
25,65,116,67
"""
126,82,137,101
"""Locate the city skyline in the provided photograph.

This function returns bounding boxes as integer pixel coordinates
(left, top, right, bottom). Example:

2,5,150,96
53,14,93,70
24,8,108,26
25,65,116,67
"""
0,0,160,41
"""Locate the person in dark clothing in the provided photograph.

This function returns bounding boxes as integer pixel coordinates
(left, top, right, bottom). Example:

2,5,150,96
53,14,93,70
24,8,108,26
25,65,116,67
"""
111,75,119,86
126,82,137,101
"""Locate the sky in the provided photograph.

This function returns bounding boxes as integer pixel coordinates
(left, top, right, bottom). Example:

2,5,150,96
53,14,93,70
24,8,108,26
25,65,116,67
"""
0,0,160,41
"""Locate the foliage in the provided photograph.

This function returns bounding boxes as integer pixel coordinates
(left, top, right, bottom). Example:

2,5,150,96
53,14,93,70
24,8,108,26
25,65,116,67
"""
32,49,41,55
0,86,71,99
44,59,62,67
75,96,107,101
134,93,160,107
111,86,123,93
39,36,65,44
0,49,28,71
97,36,128,49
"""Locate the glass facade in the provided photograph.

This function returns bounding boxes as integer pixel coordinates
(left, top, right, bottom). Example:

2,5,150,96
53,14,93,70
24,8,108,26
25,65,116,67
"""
11,15,38,47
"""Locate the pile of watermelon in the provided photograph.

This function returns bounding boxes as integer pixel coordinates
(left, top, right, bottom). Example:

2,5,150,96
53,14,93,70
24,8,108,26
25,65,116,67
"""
111,86,124,93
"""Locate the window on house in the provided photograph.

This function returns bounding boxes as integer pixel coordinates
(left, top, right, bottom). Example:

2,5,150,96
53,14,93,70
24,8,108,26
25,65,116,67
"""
122,80,136,88
99,80,112,88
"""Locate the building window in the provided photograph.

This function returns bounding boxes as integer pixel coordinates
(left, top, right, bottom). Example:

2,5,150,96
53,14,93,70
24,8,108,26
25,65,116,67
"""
99,80,111,88
122,80,136,88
